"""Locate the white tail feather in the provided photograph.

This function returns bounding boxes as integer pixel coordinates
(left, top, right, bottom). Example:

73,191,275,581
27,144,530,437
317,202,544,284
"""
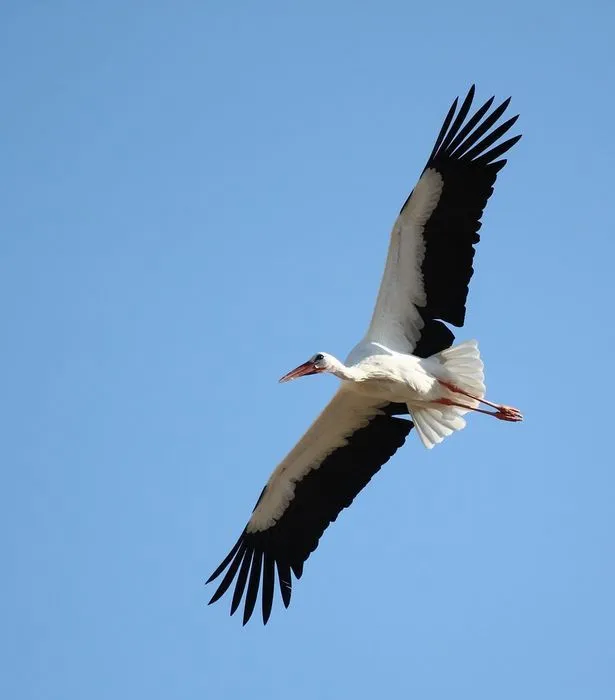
410,340,486,449
409,405,467,449
436,339,485,399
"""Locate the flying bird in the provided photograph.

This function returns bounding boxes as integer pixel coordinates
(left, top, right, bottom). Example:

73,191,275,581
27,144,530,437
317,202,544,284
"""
207,85,522,625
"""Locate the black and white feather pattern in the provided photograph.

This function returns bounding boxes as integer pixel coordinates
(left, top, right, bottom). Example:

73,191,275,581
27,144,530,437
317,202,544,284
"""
207,86,521,624
207,397,411,625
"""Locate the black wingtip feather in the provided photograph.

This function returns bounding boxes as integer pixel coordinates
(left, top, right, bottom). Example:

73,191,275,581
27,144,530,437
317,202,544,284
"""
242,549,263,625
461,115,519,162
230,549,252,616
206,534,243,584
276,560,292,608
261,553,275,624
207,542,247,605
475,133,522,166
427,96,459,163
439,85,476,155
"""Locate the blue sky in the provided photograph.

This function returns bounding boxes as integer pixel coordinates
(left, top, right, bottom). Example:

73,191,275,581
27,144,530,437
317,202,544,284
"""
2,1,614,698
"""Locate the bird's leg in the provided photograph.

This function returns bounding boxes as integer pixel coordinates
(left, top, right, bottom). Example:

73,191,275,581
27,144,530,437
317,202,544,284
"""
434,397,511,420
437,382,523,422
435,397,521,422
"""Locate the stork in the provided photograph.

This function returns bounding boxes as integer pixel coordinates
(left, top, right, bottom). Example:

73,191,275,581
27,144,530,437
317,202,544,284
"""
207,86,522,625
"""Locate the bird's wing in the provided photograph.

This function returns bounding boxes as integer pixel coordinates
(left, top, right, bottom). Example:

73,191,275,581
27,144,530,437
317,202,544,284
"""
363,85,521,354
206,389,411,625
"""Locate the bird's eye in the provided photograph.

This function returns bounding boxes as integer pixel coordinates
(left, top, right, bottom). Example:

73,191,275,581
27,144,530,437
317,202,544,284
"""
314,354,324,363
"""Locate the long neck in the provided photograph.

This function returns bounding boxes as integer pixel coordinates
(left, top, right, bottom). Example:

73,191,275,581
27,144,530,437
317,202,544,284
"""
328,357,361,382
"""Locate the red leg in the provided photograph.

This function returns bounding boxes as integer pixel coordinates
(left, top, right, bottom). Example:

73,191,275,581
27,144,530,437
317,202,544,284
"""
436,384,523,422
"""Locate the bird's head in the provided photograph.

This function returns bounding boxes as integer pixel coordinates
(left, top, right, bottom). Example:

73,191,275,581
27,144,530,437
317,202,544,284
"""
279,352,335,383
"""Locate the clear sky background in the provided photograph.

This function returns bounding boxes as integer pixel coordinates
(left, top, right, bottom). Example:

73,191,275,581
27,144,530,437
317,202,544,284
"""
2,1,614,698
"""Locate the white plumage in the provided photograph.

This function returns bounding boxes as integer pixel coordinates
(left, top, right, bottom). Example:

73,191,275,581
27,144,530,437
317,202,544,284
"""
207,85,523,625
361,167,443,353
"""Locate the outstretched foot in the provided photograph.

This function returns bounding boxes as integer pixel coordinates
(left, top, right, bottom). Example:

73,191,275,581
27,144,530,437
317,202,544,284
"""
494,405,523,422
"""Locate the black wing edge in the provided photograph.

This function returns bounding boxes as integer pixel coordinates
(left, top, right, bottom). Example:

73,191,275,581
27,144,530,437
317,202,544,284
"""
206,408,412,625
402,85,522,328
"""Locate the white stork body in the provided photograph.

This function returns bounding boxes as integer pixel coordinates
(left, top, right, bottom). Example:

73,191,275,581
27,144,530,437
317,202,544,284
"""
207,86,523,625
298,347,467,407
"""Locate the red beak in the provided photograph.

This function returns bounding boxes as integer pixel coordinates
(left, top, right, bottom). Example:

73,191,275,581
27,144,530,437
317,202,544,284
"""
279,360,321,383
